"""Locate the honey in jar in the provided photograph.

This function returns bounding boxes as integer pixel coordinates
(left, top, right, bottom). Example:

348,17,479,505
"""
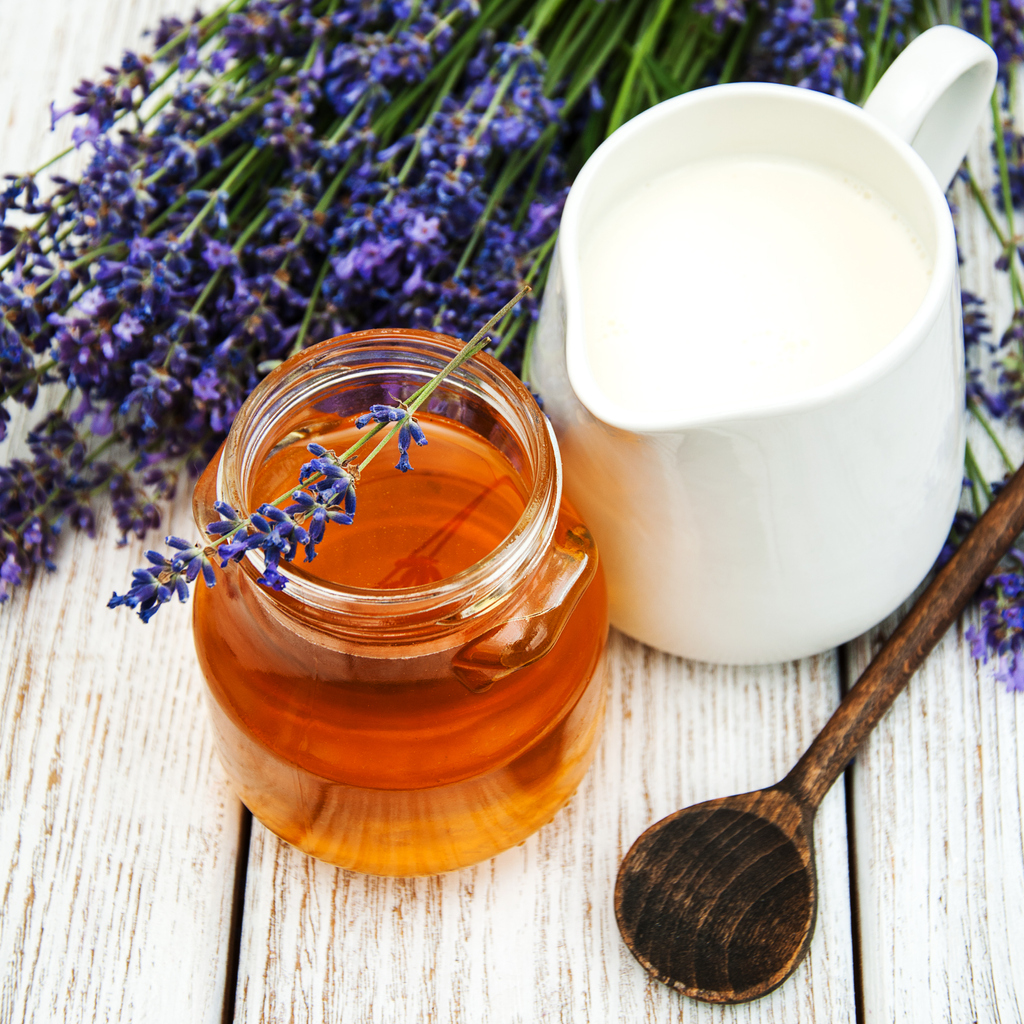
191,331,608,875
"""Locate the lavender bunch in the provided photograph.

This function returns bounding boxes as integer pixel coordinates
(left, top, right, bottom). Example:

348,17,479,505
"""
933,1,1024,686
109,285,525,621
1,0,574,605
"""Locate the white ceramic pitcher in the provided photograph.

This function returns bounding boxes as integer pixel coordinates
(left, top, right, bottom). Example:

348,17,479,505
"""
531,26,997,664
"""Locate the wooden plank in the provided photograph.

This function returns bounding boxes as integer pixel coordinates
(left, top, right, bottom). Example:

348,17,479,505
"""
0,3,245,1022
844,121,1024,1023
235,633,856,1023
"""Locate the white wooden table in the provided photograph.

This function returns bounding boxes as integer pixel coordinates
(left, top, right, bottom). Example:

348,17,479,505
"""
1,3,1021,1021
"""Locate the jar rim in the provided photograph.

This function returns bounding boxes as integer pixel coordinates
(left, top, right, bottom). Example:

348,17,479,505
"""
212,329,562,631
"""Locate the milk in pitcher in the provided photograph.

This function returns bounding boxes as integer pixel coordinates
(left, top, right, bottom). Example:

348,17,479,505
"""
580,155,932,419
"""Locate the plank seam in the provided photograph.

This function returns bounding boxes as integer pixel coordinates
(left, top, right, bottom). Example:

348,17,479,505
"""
222,807,253,1024
841,644,866,1024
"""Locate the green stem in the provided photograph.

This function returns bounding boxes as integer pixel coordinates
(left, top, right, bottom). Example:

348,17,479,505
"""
717,16,755,85
968,398,1016,473
491,311,526,358
177,146,261,242
965,438,993,506
963,162,1024,306
521,318,540,382
860,0,894,101
189,205,271,318
194,95,272,151
512,130,557,230
453,151,529,278
227,155,281,227
391,61,463,189
542,1,595,92
302,0,341,70
288,248,335,356
357,285,530,471
965,163,1010,244
234,207,271,251
151,0,240,63
525,229,557,285
26,145,75,180
35,241,123,298
606,0,675,135
0,360,57,405
964,447,984,517
979,0,1017,248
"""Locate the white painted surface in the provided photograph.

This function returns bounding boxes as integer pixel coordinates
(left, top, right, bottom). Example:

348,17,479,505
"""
0,4,244,1023
0,3,1019,1022
236,638,855,1024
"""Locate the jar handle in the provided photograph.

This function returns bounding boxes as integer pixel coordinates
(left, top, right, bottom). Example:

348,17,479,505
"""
453,523,598,693
862,24,996,191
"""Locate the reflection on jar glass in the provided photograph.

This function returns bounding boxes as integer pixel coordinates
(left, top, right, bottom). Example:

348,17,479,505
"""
192,330,609,876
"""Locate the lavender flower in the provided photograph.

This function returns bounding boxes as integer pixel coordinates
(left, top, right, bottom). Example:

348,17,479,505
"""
355,404,427,470
991,116,1024,211
966,568,1024,691
746,0,863,98
695,0,748,34
108,549,190,623
963,0,1024,75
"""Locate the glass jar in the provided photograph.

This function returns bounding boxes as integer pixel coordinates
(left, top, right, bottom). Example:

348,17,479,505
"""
191,330,608,876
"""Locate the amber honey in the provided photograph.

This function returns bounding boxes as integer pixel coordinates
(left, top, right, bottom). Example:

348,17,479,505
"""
253,416,531,589
191,332,608,876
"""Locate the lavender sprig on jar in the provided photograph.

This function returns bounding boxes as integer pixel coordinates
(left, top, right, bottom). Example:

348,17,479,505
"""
108,284,525,621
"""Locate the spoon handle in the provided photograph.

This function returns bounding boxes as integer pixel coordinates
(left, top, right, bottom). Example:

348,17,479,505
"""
784,460,1024,810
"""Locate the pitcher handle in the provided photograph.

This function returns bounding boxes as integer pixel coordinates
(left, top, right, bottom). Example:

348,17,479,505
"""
862,24,997,191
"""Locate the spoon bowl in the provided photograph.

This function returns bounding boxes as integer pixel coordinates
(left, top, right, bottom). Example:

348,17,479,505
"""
615,786,815,1003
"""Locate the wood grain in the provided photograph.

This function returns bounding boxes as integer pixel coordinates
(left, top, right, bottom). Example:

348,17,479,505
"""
234,635,856,1023
0,4,245,1023
614,786,817,1005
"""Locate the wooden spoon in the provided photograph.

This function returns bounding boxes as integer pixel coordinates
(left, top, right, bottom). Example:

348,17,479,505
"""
615,461,1024,1004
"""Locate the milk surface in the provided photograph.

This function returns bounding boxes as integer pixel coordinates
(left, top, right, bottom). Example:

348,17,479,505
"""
580,155,932,418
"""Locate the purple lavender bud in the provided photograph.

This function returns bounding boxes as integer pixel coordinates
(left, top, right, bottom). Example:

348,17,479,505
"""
257,504,288,523
409,419,427,446
215,540,249,567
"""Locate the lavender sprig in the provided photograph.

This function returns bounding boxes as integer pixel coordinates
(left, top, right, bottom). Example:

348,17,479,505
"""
108,284,527,621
